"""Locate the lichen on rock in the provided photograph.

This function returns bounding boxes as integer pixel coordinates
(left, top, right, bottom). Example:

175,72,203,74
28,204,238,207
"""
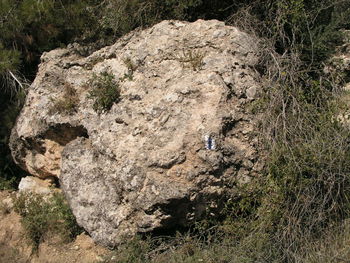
10,19,263,247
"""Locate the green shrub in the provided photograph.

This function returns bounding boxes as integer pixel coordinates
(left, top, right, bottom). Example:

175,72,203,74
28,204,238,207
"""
14,192,82,251
88,71,120,113
238,56,350,261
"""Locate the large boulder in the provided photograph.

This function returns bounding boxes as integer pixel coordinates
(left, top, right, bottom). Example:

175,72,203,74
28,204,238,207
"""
10,20,263,247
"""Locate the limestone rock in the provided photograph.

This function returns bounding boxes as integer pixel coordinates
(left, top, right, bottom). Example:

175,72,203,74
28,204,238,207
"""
10,20,262,247
18,176,55,195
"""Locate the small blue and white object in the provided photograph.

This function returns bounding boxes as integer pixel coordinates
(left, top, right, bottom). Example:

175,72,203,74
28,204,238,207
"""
204,135,216,150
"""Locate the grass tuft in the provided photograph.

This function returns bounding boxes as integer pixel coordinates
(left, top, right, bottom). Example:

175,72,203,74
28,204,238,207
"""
50,83,79,115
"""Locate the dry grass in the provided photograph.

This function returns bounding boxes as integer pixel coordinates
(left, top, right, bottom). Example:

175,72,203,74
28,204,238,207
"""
176,49,205,71
49,83,79,115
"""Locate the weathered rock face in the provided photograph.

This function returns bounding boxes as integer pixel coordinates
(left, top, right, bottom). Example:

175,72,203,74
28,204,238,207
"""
10,20,263,247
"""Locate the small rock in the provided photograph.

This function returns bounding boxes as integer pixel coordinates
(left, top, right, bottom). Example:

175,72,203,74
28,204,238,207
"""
95,256,104,262
164,93,179,103
246,86,257,99
18,176,52,195
73,245,79,250
212,29,226,38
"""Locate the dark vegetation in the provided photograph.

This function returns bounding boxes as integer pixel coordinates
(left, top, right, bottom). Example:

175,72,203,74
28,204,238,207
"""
1,0,350,261
88,71,121,113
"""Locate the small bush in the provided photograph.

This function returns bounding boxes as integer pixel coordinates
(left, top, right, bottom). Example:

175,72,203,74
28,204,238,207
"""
88,71,120,113
14,192,82,251
50,83,79,115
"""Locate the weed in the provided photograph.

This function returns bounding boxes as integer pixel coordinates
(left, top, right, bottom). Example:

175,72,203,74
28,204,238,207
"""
88,71,120,113
101,235,151,263
123,57,137,73
50,83,79,115
14,192,82,251
177,49,205,71
120,57,137,81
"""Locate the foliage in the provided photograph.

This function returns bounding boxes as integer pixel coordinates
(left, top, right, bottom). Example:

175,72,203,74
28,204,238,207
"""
228,0,350,71
0,74,28,190
101,230,283,263
88,71,121,113
0,0,96,76
226,1,350,260
301,220,350,263
253,95,350,260
0,44,20,74
14,192,82,251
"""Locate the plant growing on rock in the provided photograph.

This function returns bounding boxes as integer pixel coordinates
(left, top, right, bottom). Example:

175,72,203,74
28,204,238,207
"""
88,71,120,113
177,49,205,71
50,83,79,115
122,56,138,80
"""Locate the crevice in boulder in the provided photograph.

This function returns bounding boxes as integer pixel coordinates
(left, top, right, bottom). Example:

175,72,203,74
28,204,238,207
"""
144,197,191,228
41,123,89,145
221,118,239,136
143,191,228,238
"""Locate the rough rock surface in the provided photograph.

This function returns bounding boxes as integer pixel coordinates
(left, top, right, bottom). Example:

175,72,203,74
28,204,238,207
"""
10,20,263,247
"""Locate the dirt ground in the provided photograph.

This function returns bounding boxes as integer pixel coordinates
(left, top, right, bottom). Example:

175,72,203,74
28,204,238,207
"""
0,191,109,263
